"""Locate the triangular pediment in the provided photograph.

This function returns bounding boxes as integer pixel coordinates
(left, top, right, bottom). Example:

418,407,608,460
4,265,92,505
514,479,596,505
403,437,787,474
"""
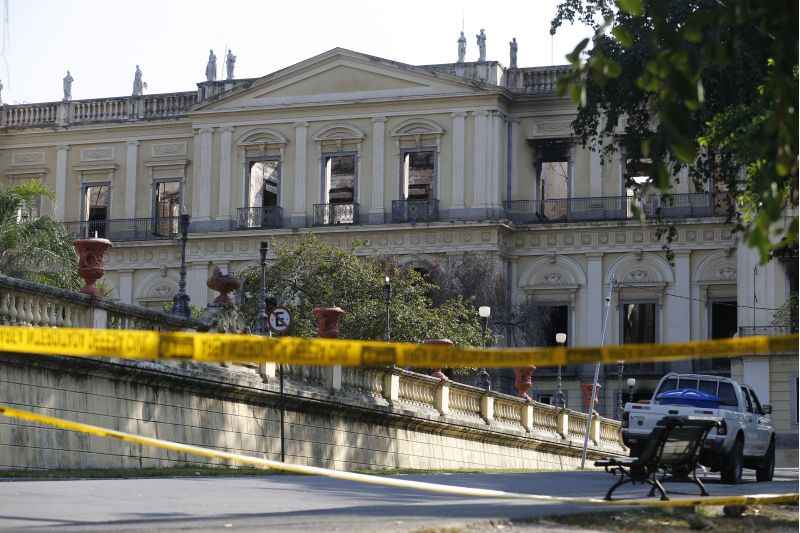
195,48,494,112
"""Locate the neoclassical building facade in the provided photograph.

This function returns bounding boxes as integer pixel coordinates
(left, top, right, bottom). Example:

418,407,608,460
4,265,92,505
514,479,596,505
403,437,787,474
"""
0,47,793,416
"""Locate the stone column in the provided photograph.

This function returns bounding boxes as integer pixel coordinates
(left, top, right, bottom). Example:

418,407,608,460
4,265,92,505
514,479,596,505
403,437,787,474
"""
451,112,466,215
369,117,386,224
218,126,233,220
125,141,139,219
486,111,501,211
55,145,70,221
507,119,518,205
589,147,602,197
291,122,308,227
118,269,134,304
192,128,213,225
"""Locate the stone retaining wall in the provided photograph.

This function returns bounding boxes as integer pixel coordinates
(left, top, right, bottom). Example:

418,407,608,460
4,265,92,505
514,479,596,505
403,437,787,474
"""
0,354,624,471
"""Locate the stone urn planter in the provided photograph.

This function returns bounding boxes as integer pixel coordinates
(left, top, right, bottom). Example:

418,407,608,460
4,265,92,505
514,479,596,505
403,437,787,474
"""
514,366,536,401
73,237,112,296
423,338,453,381
207,266,241,306
313,306,346,338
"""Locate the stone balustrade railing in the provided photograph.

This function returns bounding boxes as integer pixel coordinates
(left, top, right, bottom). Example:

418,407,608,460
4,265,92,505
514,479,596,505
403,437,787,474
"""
0,274,203,331
506,65,572,94
1,91,197,128
289,364,625,453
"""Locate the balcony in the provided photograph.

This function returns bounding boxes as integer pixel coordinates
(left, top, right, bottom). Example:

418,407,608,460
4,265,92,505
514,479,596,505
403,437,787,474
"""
236,206,283,229
505,193,723,224
64,217,178,242
391,199,439,223
313,203,359,226
739,325,797,336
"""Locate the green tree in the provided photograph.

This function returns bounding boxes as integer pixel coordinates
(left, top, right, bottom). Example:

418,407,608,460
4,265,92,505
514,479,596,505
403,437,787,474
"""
0,182,79,288
551,0,798,262
240,235,486,346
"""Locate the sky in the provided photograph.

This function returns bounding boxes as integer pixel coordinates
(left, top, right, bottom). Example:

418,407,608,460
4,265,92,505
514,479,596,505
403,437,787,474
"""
1,0,591,104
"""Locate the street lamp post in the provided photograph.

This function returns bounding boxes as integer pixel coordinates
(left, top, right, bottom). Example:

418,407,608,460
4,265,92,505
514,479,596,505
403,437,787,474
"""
616,360,625,419
383,275,392,341
256,241,269,334
555,332,567,408
171,213,191,319
478,306,491,390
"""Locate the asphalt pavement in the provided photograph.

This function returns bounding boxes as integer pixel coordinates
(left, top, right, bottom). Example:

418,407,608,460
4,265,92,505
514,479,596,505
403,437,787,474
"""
0,468,796,532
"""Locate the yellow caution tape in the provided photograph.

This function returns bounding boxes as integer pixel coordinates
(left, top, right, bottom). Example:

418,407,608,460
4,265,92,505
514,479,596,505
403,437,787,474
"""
0,326,795,368
0,404,795,508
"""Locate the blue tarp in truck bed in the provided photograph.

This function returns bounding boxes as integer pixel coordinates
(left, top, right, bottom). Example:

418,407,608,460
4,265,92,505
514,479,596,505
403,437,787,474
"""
655,388,721,409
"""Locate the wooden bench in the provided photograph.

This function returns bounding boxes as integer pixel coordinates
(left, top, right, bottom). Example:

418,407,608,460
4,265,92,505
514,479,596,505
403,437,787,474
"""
595,415,719,501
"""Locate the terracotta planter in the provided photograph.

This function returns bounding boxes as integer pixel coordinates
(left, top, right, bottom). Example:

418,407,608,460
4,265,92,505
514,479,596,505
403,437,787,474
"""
423,338,453,381
514,365,536,401
73,238,112,296
313,306,346,338
207,266,241,306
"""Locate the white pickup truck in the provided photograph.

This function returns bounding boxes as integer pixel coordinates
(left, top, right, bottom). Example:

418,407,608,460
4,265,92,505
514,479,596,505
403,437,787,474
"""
622,373,775,484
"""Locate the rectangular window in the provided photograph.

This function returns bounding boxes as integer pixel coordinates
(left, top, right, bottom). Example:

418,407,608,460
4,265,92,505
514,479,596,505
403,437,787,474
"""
154,180,181,236
535,141,571,220
248,160,280,208
82,184,110,238
622,302,657,344
695,300,737,373
402,151,435,201
323,154,355,205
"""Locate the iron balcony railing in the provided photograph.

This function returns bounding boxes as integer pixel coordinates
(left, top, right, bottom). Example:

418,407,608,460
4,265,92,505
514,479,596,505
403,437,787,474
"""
504,193,724,224
236,206,283,229
391,199,439,223
64,217,179,241
313,203,359,226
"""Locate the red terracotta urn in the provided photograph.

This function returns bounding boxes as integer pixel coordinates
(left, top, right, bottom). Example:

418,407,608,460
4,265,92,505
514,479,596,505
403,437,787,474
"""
73,237,112,296
423,338,453,381
313,306,346,338
207,266,241,306
514,366,536,401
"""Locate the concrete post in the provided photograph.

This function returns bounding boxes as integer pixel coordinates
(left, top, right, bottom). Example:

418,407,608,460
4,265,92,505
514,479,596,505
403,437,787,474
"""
314,306,345,391
559,410,569,439
383,372,400,403
521,404,533,432
591,414,601,445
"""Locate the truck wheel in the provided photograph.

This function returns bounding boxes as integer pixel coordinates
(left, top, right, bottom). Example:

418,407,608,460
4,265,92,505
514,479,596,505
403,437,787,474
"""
721,438,743,484
756,440,775,482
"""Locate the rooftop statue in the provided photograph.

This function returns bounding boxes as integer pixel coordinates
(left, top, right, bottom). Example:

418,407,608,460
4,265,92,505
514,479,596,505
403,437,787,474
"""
476,29,486,62
509,38,518,69
457,31,466,63
206,49,217,82
225,50,236,80
63,70,73,102
132,65,144,96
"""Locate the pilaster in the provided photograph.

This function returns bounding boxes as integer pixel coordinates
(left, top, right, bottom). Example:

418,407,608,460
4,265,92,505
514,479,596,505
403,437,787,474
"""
192,128,213,223
471,111,488,210
584,253,604,346
124,141,139,219
218,126,233,220
55,145,70,221
186,262,209,307
118,269,134,304
368,116,386,224
450,112,466,212
291,121,308,227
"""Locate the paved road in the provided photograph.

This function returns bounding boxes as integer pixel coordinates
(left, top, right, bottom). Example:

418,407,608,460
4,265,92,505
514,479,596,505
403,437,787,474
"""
0,469,796,532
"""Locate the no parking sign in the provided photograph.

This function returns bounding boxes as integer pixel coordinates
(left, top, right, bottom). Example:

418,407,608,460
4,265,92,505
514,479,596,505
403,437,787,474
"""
268,307,291,334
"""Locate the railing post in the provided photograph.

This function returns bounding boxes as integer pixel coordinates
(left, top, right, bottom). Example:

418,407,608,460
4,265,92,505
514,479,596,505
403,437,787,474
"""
480,394,494,424
90,306,108,329
435,382,450,415
521,404,533,432
559,410,569,439
591,413,601,445
57,102,69,126
383,371,400,403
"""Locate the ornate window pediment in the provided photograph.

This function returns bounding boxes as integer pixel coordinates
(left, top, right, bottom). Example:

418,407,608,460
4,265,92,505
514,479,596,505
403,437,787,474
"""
391,118,444,150
314,123,365,153
519,255,586,304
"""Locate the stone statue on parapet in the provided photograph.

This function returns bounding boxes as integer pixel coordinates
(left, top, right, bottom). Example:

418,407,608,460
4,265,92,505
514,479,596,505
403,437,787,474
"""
63,70,74,101
476,29,486,62
132,65,144,96
457,31,466,63
206,49,217,82
509,38,518,68
225,50,236,80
